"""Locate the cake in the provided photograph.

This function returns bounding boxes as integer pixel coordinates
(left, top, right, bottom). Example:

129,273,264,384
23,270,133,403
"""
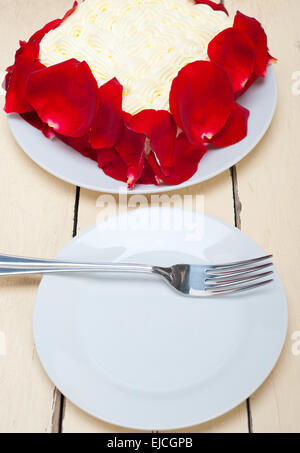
39,0,232,114
4,0,275,187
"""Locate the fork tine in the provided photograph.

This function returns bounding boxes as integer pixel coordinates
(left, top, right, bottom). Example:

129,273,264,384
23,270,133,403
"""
206,262,273,277
205,271,273,289
207,279,273,295
207,254,273,271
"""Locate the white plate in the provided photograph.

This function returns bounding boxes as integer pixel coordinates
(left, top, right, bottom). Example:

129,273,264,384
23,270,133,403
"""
33,207,287,430
9,66,277,194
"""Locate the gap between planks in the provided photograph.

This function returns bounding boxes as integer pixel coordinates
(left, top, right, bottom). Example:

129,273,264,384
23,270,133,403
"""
230,165,253,433
51,186,81,433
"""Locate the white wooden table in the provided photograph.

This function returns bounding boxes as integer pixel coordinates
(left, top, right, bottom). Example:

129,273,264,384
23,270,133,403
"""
0,0,299,433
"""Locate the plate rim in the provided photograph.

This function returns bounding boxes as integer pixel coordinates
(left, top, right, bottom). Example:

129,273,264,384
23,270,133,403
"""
8,67,277,195
33,208,288,430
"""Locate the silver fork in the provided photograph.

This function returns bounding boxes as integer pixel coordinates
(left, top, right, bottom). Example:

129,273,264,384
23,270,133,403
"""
0,253,274,297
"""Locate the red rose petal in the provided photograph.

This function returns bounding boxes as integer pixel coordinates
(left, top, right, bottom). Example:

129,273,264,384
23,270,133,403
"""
235,73,258,99
4,41,44,113
137,160,160,185
4,2,78,114
208,28,255,94
26,59,98,137
127,109,158,136
193,0,228,15
128,109,177,173
148,133,207,185
122,111,133,124
170,61,234,145
21,111,55,139
56,134,98,161
115,126,146,188
234,11,275,78
97,148,128,183
22,109,99,160
209,103,249,148
90,78,123,149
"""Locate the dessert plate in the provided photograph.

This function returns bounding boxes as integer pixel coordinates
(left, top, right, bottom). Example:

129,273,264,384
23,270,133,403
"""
8,66,277,194
33,207,287,430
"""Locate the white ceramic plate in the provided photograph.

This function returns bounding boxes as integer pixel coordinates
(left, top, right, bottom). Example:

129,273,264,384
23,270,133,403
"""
33,207,287,430
9,67,277,194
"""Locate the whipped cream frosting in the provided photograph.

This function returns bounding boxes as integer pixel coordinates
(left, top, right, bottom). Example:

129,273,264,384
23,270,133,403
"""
39,0,231,114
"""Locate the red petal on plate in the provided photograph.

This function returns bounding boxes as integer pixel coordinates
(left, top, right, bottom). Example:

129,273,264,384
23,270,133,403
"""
26,59,98,137
90,78,123,149
4,2,78,114
97,148,128,183
233,11,276,78
56,134,98,161
29,1,78,44
235,72,258,99
209,103,249,148
193,0,228,15
59,134,129,184
137,160,160,185
128,109,177,173
22,110,99,160
148,133,207,185
169,61,234,144
115,126,146,188
21,111,55,139
208,28,255,94
4,41,45,113
127,109,158,136
122,111,133,124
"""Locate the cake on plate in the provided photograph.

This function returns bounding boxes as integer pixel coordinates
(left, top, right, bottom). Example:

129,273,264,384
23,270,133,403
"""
4,0,275,187
39,0,232,114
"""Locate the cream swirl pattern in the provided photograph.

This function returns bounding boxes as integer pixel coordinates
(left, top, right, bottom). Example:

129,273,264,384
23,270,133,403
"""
39,0,232,114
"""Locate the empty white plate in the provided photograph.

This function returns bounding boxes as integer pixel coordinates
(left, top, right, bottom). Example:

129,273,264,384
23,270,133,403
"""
9,66,277,194
33,208,287,430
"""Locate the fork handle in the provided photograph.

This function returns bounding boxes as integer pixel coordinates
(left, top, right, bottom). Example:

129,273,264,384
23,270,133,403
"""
0,254,154,274
0,266,156,276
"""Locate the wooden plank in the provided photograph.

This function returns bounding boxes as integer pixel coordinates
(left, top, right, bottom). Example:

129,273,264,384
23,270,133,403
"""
0,0,77,433
225,0,300,433
62,173,249,433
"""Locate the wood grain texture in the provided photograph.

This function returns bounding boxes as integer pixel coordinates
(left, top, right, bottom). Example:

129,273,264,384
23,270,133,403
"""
226,0,300,433
0,0,78,433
